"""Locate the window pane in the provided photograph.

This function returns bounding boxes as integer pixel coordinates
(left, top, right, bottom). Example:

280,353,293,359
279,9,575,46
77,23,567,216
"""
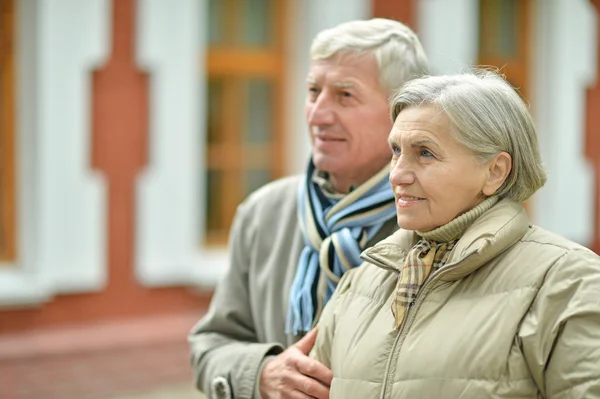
205,169,243,243
239,0,272,46
244,169,271,198
208,78,274,146
498,0,517,57
207,79,224,145
207,0,273,47
479,0,518,58
205,169,224,235
244,79,272,144
207,0,224,45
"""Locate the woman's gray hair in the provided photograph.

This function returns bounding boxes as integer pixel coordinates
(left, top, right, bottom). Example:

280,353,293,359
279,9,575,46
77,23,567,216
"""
311,18,429,94
390,69,547,202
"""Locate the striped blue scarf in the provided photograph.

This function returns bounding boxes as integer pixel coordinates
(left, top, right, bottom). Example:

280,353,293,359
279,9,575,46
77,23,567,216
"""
286,159,396,335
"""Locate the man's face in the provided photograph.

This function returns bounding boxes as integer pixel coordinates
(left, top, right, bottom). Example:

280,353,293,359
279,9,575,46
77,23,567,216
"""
305,53,392,193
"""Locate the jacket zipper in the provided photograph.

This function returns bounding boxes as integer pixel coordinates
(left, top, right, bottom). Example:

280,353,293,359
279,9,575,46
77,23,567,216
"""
378,252,477,399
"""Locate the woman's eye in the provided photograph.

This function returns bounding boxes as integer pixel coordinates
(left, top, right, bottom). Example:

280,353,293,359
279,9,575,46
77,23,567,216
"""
391,144,401,156
419,148,434,158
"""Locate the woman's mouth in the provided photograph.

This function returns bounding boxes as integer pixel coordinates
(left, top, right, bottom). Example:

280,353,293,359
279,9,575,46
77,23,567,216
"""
397,196,425,207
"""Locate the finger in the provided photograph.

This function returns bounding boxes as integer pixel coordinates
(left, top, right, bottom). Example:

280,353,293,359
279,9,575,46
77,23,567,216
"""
287,390,316,399
296,356,333,387
288,373,329,399
294,327,319,355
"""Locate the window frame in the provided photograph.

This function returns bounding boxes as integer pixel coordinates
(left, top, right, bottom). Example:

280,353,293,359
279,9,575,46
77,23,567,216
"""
0,0,17,262
204,0,287,245
478,0,532,101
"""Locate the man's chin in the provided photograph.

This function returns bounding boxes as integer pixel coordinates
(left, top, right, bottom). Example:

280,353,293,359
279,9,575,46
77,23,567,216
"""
312,161,342,175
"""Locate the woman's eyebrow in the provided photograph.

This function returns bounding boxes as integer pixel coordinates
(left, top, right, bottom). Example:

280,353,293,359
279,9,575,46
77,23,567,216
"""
388,135,438,147
410,139,438,148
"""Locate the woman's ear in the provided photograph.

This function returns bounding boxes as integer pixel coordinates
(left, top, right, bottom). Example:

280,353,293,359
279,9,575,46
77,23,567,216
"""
482,152,512,196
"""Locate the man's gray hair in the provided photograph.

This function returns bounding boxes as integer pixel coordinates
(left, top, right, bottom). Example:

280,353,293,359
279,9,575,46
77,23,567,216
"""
390,69,547,202
311,18,429,94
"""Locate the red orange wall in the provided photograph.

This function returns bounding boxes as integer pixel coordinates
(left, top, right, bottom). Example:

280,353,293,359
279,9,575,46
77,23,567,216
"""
373,0,415,28
0,0,210,335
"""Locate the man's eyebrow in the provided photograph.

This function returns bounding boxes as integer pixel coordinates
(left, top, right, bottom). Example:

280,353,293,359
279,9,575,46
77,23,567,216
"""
332,82,355,89
306,77,316,85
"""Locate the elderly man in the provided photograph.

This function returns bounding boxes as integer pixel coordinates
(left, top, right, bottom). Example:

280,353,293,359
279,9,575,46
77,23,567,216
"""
189,18,428,399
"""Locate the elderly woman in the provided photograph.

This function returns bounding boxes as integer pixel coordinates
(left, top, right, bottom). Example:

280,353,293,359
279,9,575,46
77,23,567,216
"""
309,70,600,398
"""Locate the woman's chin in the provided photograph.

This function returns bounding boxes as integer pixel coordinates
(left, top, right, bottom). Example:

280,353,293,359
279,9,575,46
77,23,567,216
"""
397,221,419,231
396,216,434,232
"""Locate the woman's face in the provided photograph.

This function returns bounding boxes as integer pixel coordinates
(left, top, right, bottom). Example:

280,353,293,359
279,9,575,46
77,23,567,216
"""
388,105,491,232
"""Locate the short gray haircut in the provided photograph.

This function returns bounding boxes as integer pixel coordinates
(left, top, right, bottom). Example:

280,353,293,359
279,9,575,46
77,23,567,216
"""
311,18,429,94
390,69,547,202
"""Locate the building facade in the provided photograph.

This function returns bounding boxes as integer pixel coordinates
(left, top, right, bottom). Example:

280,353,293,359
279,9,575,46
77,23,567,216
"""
0,0,599,397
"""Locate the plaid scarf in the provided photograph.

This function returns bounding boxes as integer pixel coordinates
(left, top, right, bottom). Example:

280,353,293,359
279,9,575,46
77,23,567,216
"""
392,239,457,329
391,196,500,329
286,159,396,335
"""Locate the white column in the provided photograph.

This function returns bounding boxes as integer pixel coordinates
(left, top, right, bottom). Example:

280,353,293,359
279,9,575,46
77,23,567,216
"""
0,0,110,305
531,0,597,245
417,0,479,74
135,0,206,286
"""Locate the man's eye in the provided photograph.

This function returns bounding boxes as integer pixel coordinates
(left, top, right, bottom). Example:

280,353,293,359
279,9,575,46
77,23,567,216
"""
391,144,401,155
308,87,320,101
341,91,352,98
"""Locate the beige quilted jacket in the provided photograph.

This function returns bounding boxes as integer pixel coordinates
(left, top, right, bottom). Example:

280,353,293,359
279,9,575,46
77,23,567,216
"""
311,199,600,399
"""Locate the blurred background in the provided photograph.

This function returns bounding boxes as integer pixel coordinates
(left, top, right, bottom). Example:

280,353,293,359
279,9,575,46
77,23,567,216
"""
0,0,598,398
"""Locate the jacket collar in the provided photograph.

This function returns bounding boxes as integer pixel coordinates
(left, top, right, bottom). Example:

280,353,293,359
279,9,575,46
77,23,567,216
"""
360,199,530,281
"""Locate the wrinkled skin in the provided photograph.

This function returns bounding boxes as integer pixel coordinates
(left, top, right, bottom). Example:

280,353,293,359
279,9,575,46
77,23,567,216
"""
259,328,332,399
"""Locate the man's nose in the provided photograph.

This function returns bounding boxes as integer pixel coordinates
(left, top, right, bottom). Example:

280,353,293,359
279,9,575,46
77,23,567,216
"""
307,95,336,126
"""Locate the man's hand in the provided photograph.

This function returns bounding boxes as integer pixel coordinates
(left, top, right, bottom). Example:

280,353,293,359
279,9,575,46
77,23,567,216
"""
259,328,333,399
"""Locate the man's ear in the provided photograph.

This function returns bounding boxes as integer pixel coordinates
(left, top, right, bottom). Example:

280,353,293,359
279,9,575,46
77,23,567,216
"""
482,152,512,197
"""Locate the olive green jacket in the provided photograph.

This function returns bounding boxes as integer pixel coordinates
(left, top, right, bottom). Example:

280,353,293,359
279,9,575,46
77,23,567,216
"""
189,176,398,399
311,199,600,399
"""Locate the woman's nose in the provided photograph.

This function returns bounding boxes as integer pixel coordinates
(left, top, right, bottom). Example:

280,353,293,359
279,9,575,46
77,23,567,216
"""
389,156,415,186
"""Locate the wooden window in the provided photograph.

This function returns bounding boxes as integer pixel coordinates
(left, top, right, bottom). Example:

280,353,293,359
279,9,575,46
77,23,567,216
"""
479,0,534,212
478,0,532,101
0,0,16,261
205,0,286,244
